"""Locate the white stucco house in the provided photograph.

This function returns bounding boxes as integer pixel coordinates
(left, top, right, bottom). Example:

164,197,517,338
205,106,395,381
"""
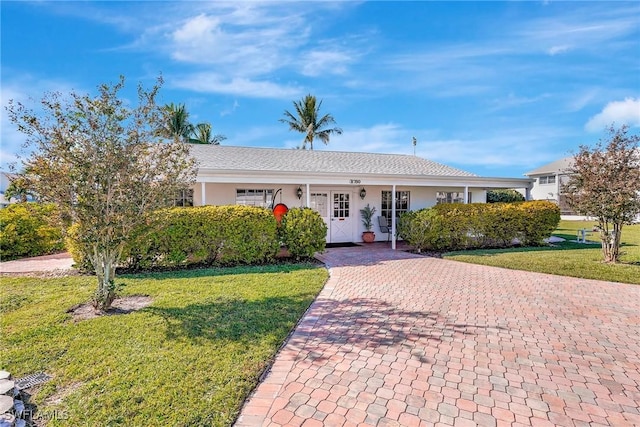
187,145,533,247
524,157,575,214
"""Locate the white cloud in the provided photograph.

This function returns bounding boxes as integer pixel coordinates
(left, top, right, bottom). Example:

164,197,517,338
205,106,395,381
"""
312,123,565,172
585,98,640,132
300,50,353,77
548,45,571,56
170,73,302,99
321,124,408,153
167,11,303,75
489,92,551,111
220,100,240,117
172,13,220,46
565,89,599,112
518,6,640,53
123,2,364,98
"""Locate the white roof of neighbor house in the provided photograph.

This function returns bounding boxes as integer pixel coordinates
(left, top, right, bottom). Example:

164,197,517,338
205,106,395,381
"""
189,145,478,177
525,157,573,176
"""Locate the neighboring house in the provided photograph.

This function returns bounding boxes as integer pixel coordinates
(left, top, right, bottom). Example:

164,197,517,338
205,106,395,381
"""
524,157,575,215
188,145,533,247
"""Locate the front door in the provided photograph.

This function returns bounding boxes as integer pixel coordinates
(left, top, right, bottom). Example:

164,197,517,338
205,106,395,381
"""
330,192,353,243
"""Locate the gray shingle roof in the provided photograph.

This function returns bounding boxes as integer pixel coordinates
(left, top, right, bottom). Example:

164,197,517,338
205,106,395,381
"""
189,145,477,177
525,157,573,176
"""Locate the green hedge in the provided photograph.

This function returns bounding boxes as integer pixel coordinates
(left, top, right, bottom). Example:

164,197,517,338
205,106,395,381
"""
65,222,93,272
398,201,560,252
486,189,526,203
130,205,279,269
68,205,280,270
0,202,65,260
280,208,327,259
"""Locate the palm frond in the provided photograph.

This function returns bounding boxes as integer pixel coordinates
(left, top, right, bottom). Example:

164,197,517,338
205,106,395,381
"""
279,94,340,150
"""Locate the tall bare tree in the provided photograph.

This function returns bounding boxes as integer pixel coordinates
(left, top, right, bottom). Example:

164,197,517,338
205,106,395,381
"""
280,94,342,150
6,76,197,310
563,124,640,263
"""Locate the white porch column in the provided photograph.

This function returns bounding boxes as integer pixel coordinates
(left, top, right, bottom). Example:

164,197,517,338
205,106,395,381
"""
525,186,532,201
306,183,310,208
391,184,397,250
464,186,469,204
200,182,206,206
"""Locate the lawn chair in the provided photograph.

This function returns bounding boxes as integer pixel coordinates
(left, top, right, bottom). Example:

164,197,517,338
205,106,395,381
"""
378,216,391,242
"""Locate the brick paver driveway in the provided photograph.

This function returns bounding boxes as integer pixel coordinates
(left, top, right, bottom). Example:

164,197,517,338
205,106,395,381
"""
236,244,640,426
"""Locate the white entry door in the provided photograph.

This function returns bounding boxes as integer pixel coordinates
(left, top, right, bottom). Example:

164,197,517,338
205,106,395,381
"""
330,192,353,243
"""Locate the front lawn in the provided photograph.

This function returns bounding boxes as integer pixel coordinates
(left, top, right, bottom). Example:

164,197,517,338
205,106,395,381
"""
0,264,328,426
444,220,640,284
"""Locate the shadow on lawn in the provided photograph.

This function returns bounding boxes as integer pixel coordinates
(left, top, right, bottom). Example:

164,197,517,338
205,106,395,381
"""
121,262,321,280
145,295,316,342
446,239,636,258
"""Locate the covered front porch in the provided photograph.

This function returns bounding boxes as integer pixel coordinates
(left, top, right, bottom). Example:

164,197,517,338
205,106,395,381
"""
193,177,533,248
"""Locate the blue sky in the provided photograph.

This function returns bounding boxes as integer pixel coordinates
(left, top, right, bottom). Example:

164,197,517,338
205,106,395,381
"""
2,1,639,177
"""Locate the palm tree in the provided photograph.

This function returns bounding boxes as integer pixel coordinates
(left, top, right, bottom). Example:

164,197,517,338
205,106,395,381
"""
161,103,193,142
280,94,342,150
188,122,226,145
4,173,34,202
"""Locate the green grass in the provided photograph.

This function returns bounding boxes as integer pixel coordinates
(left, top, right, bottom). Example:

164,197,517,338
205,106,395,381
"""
444,220,640,284
1,264,328,426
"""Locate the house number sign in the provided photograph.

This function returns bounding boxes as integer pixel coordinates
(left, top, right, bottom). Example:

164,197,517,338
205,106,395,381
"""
349,179,361,184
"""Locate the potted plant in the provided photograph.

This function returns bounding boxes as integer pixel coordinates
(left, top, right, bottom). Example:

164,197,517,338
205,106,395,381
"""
360,204,376,243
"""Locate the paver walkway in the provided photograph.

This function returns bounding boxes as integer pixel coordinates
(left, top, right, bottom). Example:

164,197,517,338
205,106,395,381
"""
0,252,74,274
236,244,640,427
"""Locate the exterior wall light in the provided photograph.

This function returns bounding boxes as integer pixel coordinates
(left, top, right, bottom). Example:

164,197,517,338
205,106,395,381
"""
360,187,367,199
296,186,303,199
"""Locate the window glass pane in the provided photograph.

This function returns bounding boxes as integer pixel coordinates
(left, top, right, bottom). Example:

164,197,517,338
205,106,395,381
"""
174,189,194,207
381,191,410,222
436,191,464,204
310,193,328,216
236,189,274,207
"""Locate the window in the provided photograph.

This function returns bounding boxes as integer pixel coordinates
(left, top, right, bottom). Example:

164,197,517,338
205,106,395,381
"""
174,189,194,207
539,175,556,185
436,192,464,204
381,191,410,224
310,193,328,216
235,189,274,207
333,193,350,218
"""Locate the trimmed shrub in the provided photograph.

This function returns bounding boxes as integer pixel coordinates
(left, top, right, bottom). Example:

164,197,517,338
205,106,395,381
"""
68,205,280,271
398,209,448,251
131,205,279,269
65,223,93,272
399,201,560,252
280,208,327,259
486,189,526,203
516,200,561,245
0,202,64,260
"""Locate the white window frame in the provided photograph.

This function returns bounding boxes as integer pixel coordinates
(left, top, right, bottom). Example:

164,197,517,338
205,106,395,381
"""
539,175,556,185
175,189,194,207
436,191,464,204
235,189,274,208
381,191,410,224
